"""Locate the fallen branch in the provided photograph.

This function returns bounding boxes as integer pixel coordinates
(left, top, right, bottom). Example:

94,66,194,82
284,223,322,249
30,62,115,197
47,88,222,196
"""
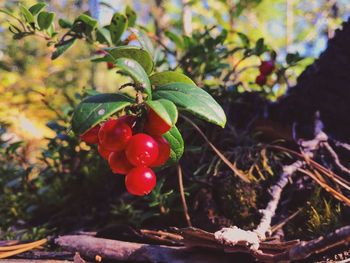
55,235,235,263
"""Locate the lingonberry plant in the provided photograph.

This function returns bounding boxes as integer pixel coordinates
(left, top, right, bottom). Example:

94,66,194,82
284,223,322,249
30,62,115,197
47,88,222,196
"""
2,3,226,196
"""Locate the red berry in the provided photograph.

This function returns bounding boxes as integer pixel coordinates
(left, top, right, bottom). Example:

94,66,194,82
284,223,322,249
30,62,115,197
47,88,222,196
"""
255,74,267,86
144,108,171,136
259,60,275,75
108,151,133,175
98,144,112,160
125,167,156,196
118,115,137,129
125,133,159,166
98,119,132,151
80,125,100,144
107,62,115,69
151,136,170,167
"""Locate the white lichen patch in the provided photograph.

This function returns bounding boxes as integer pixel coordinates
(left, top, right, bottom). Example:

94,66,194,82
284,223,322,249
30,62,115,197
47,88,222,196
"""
214,226,260,250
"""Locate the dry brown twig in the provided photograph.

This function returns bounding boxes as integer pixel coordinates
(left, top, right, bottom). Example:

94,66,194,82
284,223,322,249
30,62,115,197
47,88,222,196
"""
181,115,250,182
177,164,192,227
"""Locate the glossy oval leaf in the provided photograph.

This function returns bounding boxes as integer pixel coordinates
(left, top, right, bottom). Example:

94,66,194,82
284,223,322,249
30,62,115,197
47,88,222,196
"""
153,83,226,127
51,38,76,60
150,71,195,87
19,5,34,25
114,58,152,99
163,126,184,165
129,27,154,56
106,46,153,74
76,14,98,29
96,27,112,46
146,99,178,127
37,11,55,30
110,13,127,44
125,6,137,27
29,3,47,16
72,93,133,135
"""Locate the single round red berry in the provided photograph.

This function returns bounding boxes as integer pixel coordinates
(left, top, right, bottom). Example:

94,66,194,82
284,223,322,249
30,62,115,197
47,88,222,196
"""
125,167,156,196
144,108,171,136
98,144,112,160
125,133,159,166
98,119,132,151
80,125,100,144
108,151,133,175
151,136,170,167
107,62,115,69
255,74,267,86
259,60,275,75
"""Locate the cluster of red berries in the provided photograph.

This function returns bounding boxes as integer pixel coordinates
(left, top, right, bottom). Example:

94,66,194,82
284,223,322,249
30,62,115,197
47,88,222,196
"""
80,109,172,196
255,60,275,86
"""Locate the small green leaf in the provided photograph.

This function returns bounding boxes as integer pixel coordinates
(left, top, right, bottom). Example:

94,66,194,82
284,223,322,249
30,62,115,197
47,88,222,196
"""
96,27,112,46
237,32,250,48
72,93,133,135
58,18,72,28
106,46,153,74
150,71,195,86
37,11,55,30
129,27,154,56
125,6,137,27
254,38,267,55
76,14,98,29
51,38,76,60
153,83,226,127
19,5,34,25
29,3,46,15
114,58,152,99
110,13,127,44
163,126,184,164
146,99,178,127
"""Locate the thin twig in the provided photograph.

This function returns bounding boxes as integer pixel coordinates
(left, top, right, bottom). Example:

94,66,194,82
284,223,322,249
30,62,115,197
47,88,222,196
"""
177,164,192,227
322,141,350,176
298,168,350,206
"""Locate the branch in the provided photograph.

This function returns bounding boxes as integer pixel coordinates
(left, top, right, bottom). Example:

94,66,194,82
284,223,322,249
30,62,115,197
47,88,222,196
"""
177,165,192,227
55,235,234,263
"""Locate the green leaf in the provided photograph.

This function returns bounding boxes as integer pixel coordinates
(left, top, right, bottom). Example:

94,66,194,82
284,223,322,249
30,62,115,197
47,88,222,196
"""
146,99,178,127
96,27,112,46
76,14,98,29
58,18,72,28
72,93,133,135
163,126,184,164
237,32,250,48
114,58,152,99
150,71,195,86
165,31,184,49
129,27,154,56
29,3,46,16
37,11,55,30
51,38,76,60
106,46,153,74
125,6,137,27
153,83,226,127
19,5,34,25
110,13,127,44
254,38,267,55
